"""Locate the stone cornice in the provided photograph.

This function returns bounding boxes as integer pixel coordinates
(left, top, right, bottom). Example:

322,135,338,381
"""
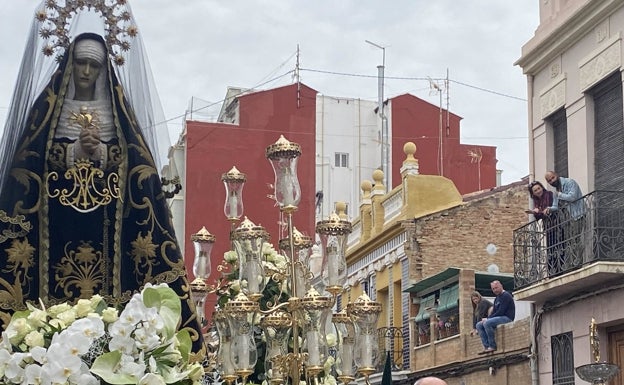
516,0,622,74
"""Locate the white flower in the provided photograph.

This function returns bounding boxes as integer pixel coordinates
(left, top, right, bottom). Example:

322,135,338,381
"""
325,332,337,347
0,284,195,385
26,307,48,328
6,318,31,345
89,294,104,308
47,303,71,318
323,374,337,385
0,348,12,378
5,351,27,383
102,307,119,323
75,299,93,317
23,363,43,385
273,254,288,270
55,309,77,325
139,372,166,385
23,331,45,348
67,316,105,339
224,250,238,263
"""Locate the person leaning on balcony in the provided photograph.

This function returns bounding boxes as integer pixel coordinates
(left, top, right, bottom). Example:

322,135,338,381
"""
470,291,492,337
545,171,584,220
475,280,515,353
545,171,585,269
528,181,564,275
414,377,448,385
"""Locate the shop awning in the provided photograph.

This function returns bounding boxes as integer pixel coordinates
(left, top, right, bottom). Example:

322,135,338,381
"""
436,283,459,313
413,293,436,323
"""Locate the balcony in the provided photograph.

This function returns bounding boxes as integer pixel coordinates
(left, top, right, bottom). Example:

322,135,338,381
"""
513,190,624,301
377,326,406,371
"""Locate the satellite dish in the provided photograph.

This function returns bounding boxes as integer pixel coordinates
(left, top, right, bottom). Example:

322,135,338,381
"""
485,243,497,255
487,264,500,273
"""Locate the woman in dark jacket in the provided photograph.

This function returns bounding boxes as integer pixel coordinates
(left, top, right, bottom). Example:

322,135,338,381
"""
470,291,493,336
529,181,563,276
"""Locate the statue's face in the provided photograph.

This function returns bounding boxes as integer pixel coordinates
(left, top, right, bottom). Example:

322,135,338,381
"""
73,57,102,93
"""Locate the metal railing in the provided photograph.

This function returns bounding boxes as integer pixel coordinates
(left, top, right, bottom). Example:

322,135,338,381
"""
513,190,624,289
377,326,405,371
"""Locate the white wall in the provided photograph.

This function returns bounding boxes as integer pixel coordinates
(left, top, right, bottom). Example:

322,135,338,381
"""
315,95,379,221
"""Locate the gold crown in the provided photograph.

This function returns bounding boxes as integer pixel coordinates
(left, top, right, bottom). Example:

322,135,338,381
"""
36,0,138,66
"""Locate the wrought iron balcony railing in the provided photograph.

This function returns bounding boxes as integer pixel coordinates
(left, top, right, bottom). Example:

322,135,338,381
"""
513,190,624,289
377,326,405,371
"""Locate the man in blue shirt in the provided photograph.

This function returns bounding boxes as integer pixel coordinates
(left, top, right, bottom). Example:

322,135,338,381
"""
545,171,585,272
476,280,515,353
545,171,584,219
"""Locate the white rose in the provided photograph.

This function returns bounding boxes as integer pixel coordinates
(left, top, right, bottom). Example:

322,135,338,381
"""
47,303,71,317
101,307,119,323
75,299,93,317
48,318,65,329
325,333,337,347
27,308,48,328
56,309,77,325
23,331,44,348
7,318,32,345
89,294,104,309
224,250,238,264
324,374,337,385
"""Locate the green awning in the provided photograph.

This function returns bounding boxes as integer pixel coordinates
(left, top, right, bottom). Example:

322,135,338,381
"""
436,284,459,313
403,267,515,297
414,293,436,323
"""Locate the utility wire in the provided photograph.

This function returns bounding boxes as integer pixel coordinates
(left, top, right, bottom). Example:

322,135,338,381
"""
300,67,526,102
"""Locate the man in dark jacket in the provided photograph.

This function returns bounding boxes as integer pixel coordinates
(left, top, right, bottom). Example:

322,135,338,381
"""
475,280,515,353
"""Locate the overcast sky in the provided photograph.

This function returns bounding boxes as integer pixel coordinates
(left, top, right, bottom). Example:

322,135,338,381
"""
0,1,539,185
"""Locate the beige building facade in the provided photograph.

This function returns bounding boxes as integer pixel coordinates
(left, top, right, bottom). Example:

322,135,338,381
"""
343,143,532,384
516,1,624,384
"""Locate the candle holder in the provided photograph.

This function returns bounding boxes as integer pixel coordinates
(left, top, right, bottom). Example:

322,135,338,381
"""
576,318,620,384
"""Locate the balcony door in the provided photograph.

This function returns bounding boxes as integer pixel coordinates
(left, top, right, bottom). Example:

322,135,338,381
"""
608,326,624,385
593,72,624,191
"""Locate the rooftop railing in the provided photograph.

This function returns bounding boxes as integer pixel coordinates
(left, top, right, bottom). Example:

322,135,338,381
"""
513,190,624,289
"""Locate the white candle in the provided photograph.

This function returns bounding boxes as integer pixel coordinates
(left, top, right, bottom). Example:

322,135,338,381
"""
228,191,238,218
362,334,373,367
328,244,338,285
341,341,354,375
237,335,250,369
222,342,235,374
247,261,260,294
307,330,321,366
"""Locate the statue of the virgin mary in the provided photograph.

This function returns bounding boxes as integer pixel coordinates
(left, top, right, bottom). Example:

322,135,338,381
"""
0,0,204,357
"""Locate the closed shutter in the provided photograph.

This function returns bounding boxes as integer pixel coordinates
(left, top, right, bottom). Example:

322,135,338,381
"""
593,72,624,191
551,109,568,178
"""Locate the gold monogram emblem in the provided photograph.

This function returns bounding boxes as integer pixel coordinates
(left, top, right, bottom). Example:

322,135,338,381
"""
47,159,120,213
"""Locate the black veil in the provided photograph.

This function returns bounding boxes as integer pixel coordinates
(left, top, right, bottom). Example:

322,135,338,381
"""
0,0,170,192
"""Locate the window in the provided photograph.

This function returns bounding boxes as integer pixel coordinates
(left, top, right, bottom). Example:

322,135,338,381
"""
549,108,568,178
335,152,349,168
552,332,574,385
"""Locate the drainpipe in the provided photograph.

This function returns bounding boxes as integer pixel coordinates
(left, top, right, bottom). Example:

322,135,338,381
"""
529,303,541,385
527,74,535,181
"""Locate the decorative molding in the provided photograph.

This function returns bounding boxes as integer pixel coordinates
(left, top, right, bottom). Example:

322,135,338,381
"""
539,73,567,119
579,33,622,92
595,20,609,43
550,62,561,78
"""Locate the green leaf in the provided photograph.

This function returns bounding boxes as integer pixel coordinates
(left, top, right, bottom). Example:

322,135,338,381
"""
176,329,191,363
142,286,181,339
90,351,137,384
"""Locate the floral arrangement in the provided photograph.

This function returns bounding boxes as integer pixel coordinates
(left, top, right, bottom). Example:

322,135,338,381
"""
0,283,204,385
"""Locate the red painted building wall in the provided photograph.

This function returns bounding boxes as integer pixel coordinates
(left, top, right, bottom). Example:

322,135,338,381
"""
390,94,497,194
184,84,317,317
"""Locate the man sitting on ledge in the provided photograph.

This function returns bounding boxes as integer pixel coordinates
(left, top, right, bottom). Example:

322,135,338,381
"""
475,280,515,353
